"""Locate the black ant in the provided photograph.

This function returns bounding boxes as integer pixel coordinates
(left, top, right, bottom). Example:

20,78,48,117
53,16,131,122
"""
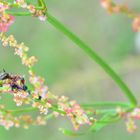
38,95,42,100
0,69,30,93
0,70,44,100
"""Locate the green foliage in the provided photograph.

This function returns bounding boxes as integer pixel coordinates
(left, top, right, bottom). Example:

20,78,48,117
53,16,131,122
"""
90,113,119,132
59,128,85,136
0,0,139,139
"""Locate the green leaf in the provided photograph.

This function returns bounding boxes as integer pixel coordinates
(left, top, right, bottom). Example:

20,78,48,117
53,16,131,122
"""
59,128,84,136
90,113,119,132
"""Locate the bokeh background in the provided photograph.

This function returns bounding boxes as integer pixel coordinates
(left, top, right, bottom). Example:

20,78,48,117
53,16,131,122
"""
0,0,140,139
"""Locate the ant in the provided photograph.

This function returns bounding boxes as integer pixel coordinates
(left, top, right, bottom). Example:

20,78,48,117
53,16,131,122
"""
0,69,29,93
0,70,44,100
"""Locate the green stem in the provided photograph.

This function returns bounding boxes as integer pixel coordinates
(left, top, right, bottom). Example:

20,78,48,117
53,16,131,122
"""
38,0,46,7
47,13,137,106
81,102,131,108
5,7,138,106
8,107,36,114
7,11,31,16
44,113,54,120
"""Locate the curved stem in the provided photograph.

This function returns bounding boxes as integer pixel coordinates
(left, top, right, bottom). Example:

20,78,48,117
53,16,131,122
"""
47,13,137,106
5,9,138,106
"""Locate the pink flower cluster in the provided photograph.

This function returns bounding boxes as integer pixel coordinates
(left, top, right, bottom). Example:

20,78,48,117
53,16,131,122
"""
100,0,140,32
125,108,140,133
117,107,140,133
0,2,14,32
0,2,9,12
132,16,140,32
0,33,91,130
0,0,47,33
58,96,91,130
100,0,128,14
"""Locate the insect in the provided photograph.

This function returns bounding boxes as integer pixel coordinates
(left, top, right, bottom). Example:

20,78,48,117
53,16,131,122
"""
38,95,42,100
0,70,38,98
0,69,29,92
11,83,22,91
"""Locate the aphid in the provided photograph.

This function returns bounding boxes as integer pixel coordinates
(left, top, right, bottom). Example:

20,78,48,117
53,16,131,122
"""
38,95,42,100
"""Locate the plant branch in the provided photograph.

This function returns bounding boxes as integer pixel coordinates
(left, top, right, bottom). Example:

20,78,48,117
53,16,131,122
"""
5,3,138,106
47,13,137,107
81,101,131,108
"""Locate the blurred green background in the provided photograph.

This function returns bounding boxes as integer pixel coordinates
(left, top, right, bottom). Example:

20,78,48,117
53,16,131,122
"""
0,0,140,139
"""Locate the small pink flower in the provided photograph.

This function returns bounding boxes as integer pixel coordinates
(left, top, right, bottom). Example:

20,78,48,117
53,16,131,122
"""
100,0,110,9
0,14,14,32
38,15,46,21
0,2,9,12
132,16,140,32
131,108,140,119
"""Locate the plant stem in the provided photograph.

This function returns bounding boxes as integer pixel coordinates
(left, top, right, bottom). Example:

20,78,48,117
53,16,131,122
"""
38,0,46,7
5,6,138,106
81,102,131,108
47,13,137,106
7,11,31,16
9,107,36,114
